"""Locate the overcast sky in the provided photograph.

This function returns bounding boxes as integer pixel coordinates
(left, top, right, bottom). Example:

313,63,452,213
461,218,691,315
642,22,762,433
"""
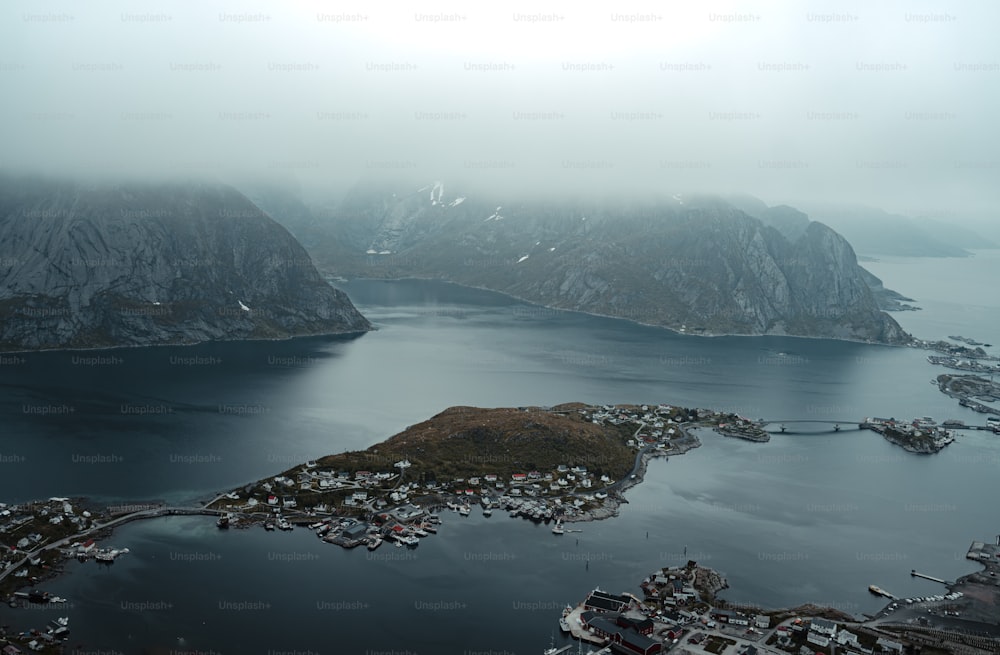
2,0,998,217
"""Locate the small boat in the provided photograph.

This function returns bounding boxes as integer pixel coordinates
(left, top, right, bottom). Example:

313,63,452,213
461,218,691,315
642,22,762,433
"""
278,519,293,531
458,505,471,516
560,605,573,632
264,521,275,531
552,521,565,535
367,537,383,551
398,534,419,547
543,630,572,655
483,507,493,517
94,550,115,563
422,524,438,534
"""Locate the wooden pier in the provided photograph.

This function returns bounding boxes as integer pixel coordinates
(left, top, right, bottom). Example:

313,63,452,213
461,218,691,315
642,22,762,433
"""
911,570,950,585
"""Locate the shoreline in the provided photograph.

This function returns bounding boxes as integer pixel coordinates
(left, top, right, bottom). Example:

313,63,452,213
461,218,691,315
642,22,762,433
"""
340,275,913,347
1,404,990,652
0,326,373,356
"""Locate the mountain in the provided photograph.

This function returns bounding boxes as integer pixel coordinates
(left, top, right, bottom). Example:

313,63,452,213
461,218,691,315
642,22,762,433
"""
797,203,981,258
299,181,909,344
855,267,919,312
0,175,371,351
728,194,918,311
912,217,999,252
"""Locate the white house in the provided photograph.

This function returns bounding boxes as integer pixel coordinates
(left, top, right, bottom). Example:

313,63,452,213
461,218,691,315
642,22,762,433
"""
807,633,830,648
810,618,837,638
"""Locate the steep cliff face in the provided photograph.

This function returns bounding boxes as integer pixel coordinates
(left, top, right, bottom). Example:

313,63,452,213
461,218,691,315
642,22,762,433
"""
0,175,371,351
307,181,909,344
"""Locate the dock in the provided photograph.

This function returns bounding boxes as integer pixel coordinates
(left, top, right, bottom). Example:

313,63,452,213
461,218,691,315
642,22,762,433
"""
911,570,950,585
564,605,608,645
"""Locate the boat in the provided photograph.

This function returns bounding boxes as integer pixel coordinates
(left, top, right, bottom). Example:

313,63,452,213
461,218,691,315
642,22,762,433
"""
543,630,572,655
483,507,493,517
459,505,471,516
869,584,895,598
422,523,438,534
559,605,573,632
94,550,116,563
264,521,275,531
411,527,429,537
278,518,293,531
552,520,565,535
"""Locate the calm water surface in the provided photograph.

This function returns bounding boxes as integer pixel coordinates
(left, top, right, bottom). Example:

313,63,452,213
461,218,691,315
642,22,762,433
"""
1,253,998,653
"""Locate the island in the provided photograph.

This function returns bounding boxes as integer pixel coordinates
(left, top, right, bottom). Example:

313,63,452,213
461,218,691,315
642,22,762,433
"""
0,403,988,652
935,374,1000,418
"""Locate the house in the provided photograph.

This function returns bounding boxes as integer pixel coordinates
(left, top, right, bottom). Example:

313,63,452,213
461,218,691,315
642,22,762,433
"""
731,614,750,626
342,522,368,540
511,473,527,482
876,638,903,654
484,474,498,483
267,495,278,505
806,633,830,648
584,589,630,613
615,630,662,655
836,631,860,647
810,618,837,638
710,609,736,622
615,614,655,635
754,615,770,629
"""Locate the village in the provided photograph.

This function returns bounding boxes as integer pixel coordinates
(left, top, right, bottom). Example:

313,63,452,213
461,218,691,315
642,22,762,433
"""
2,402,998,653
206,403,707,550
557,551,1000,655
0,497,141,652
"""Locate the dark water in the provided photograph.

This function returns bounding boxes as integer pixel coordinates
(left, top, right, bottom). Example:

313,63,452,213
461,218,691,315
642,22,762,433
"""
1,254,998,654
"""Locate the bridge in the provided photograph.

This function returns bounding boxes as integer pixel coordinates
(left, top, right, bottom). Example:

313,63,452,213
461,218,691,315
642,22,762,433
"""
759,419,865,433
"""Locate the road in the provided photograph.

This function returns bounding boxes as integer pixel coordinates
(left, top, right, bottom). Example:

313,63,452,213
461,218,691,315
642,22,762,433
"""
0,505,222,583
